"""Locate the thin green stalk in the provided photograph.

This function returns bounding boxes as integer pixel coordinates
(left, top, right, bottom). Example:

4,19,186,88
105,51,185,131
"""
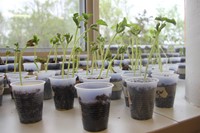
144,35,158,80
75,54,80,73
130,37,135,71
45,45,55,72
105,54,118,77
5,56,8,65
86,31,90,75
67,28,79,77
91,53,95,74
34,46,36,60
61,44,67,79
54,45,58,63
119,53,124,69
14,53,18,73
99,33,118,78
19,47,27,86
156,47,163,72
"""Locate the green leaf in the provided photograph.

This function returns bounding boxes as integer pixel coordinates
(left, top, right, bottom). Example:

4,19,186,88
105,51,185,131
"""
82,13,92,20
96,19,108,26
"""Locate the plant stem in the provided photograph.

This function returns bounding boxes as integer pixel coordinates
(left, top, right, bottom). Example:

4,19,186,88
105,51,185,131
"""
98,33,118,78
14,52,18,73
45,45,55,72
19,47,27,86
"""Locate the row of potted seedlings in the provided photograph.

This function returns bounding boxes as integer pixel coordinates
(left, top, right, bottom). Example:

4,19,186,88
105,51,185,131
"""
0,13,180,132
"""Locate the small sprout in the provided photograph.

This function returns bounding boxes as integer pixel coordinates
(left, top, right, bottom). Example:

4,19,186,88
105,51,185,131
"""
34,57,47,64
26,35,39,47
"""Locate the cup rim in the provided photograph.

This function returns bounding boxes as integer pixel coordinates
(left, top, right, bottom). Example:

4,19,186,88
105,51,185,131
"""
10,80,45,87
75,82,114,91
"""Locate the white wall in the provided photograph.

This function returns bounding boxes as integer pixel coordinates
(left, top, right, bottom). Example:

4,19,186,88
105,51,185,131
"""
185,0,200,106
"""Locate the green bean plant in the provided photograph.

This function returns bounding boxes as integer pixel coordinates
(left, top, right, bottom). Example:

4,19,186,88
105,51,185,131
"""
13,43,20,73
128,23,142,74
27,35,40,72
105,45,127,76
98,17,129,78
18,37,40,85
44,35,60,72
67,13,107,76
144,16,176,79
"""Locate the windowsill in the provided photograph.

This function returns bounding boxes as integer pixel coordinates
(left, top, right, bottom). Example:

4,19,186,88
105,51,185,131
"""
1,79,200,133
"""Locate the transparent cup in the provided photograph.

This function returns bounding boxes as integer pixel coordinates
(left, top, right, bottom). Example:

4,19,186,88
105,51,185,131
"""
49,75,77,110
125,77,158,120
75,82,113,132
10,80,45,123
151,72,179,108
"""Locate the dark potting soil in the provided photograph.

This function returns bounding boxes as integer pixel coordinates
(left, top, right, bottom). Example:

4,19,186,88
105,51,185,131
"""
156,83,177,108
43,79,52,100
79,94,111,132
128,86,155,120
13,89,43,124
52,85,75,110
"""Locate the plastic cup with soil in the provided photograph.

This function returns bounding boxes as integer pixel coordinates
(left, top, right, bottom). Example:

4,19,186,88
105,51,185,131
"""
7,74,36,99
49,75,77,110
35,70,56,100
151,72,179,108
121,72,143,107
109,73,123,100
23,62,41,73
10,80,45,124
75,82,113,132
125,77,158,120
0,74,5,106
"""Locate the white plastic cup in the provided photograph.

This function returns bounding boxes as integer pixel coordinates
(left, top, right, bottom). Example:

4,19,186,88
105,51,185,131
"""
75,82,113,132
151,72,179,108
10,80,45,123
125,77,159,120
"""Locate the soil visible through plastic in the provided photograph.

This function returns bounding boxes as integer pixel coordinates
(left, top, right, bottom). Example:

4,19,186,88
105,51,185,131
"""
79,94,110,132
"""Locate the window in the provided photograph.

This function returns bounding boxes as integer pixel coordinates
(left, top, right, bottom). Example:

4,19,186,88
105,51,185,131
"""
99,0,184,45
0,0,80,48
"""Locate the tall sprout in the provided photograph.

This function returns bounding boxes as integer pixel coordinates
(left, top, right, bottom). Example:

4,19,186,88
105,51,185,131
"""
144,16,176,79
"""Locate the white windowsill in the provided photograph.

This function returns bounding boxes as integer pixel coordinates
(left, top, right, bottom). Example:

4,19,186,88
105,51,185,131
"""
0,79,200,133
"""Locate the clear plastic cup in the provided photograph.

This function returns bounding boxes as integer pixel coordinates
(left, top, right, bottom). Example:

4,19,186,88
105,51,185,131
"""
75,82,113,132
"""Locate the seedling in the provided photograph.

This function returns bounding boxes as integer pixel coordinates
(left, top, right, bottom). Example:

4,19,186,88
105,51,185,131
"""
144,16,176,79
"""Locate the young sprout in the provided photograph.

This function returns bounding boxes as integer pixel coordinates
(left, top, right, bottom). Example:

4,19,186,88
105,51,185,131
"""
27,35,40,72
18,35,39,85
144,16,176,79
13,43,20,73
105,45,127,77
60,33,73,78
98,17,129,78
128,23,142,74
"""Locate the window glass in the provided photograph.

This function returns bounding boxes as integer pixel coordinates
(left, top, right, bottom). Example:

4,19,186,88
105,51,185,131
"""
99,0,184,45
0,0,79,48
